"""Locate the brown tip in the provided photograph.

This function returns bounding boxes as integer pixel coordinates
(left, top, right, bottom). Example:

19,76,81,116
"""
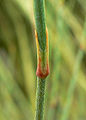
36,64,50,79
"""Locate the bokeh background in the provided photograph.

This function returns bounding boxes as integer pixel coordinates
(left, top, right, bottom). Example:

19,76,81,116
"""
0,0,86,120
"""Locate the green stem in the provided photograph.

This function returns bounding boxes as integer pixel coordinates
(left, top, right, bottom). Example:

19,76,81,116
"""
34,0,46,51
35,78,46,120
34,0,48,120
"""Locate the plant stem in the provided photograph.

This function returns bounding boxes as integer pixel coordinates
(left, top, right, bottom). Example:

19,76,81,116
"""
35,78,46,120
34,0,49,120
34,0,46,50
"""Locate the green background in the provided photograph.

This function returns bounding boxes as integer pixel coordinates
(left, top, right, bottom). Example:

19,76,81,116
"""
0,0,86,120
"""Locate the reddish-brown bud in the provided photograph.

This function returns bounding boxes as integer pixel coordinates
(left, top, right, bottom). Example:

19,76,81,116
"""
36,63,49,79
35,27,50,79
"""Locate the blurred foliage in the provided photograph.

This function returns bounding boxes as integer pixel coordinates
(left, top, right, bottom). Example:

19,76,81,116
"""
0,0,86,120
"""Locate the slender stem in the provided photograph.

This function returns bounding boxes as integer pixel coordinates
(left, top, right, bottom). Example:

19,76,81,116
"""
35,78,46,120
34,0,49,120
34,0,46,51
